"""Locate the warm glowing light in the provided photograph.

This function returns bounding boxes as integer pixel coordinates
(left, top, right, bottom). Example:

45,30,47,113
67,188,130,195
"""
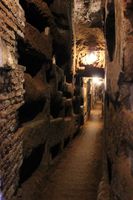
92,77,103,86
81,53,97,65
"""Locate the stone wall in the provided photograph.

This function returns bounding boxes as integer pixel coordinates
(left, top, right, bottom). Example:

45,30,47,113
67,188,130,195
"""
105,0,133,199
0,0,25,199
0,0,83,199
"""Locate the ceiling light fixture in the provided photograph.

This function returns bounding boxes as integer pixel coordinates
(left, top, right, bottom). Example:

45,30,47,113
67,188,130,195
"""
81,52,97,65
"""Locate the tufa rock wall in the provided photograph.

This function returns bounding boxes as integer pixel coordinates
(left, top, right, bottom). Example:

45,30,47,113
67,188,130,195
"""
104,0,133,199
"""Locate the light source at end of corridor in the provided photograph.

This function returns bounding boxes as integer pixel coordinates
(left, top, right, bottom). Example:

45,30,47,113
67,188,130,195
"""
92,77,103,86
81,52,97,65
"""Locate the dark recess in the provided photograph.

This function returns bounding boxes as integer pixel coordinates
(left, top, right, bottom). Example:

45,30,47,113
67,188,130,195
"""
107,156,112,184
19,0,49,32
17,38,45,77
18,100,45,124
64,137,70,148
50,143,61,159
19,144,45,185
50,96,64,118
105,2,116,61
44,0,54,6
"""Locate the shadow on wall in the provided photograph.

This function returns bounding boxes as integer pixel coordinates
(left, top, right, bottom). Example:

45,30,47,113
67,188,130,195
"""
19,143,45,185
105,1,115,61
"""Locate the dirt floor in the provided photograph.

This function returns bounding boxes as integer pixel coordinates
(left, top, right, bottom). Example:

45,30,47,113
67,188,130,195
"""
40,102,104,200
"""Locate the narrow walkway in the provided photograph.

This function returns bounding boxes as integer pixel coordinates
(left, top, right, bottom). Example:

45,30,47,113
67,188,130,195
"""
41,102,103,200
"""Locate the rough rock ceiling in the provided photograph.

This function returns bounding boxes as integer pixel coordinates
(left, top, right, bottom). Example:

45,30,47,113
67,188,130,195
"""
75,0,103,27
76,24,105,51
74,0,105,70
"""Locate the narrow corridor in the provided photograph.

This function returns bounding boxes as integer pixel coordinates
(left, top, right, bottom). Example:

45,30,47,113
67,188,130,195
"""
1,1,133,199
40,102,103,200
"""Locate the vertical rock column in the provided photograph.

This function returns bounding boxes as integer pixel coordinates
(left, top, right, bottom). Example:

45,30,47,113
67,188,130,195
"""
70,0,77,76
